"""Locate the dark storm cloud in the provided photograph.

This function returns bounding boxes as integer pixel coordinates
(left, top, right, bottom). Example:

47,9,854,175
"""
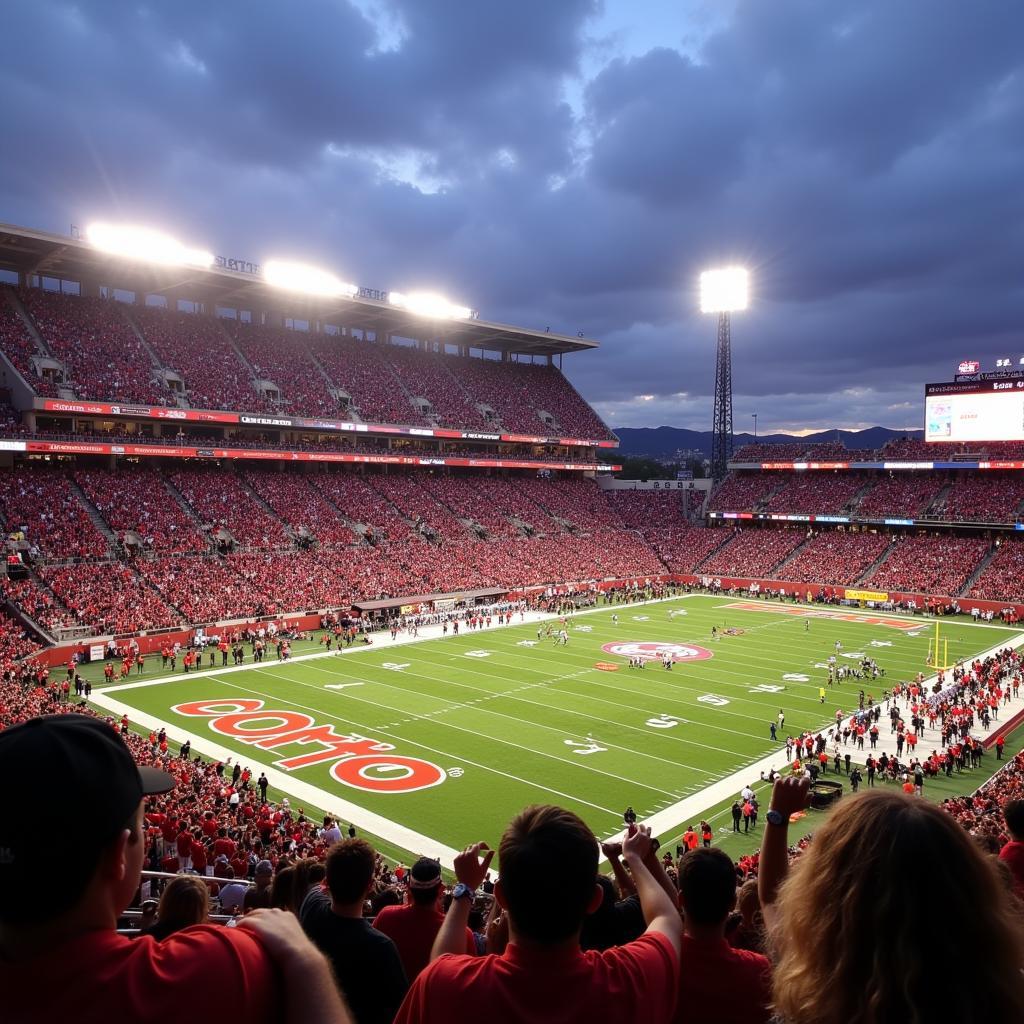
3,0,1024,431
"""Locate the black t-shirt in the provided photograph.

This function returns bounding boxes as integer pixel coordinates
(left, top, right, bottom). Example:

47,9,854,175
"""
300,887,408,1024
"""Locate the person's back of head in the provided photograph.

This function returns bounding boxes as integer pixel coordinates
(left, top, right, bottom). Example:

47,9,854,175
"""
578,875,620,952
270,864,297,910
156,875,209,933
406,856,442,907
324,839,375,908
292,856,325,906
772,791,1024,1024
677,847,736,930
1004,799,1024,842
497,804,599,946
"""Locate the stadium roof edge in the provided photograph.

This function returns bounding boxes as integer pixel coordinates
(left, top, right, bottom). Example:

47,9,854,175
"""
0,221,599,357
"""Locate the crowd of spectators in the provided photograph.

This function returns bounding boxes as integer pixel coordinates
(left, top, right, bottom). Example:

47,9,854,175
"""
75,467,206,554
4,291,619,442
1,575,77,632
137,556,270,623
309,472,416,541
466,475,564,534
643,526,732,573
0,463,109,561
730,442,810,461
763,473,866,515
22,291,170,406
706,473,779,512
778,529,889,586
855,473,944,518
516,477,625,529
168,467,291,550
242,469,357,547
605,489,688,530
943,748,1024,849
384,345,487,429
370,474,467,540
0,296,59,395
968,539,1024,602
699,528,805,578
223,323,340,417
6,662,1024,1023
131,305,263,413
455,356,613,438
932,474,1024,524
417,473,520,537
38,562,180,633
308,333,416,426
0,603,43,664
867,533,990,596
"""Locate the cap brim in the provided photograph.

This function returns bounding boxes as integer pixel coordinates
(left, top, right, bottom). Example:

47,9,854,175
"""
139,766,176,794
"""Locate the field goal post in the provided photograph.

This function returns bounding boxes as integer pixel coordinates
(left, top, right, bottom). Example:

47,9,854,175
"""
925,620,952,671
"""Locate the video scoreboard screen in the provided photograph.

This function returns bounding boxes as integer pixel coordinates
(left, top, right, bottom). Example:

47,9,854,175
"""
925,375,1024,442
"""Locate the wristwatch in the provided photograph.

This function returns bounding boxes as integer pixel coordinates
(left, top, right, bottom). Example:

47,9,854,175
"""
452,883,476,901
765,809,786,827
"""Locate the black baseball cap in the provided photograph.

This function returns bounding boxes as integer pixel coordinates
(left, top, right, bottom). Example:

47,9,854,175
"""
0,714,174,923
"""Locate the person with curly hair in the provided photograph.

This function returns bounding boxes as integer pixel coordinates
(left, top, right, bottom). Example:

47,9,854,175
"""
759,777,1024,1024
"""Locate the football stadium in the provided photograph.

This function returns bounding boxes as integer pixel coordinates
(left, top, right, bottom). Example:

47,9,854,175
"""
4,4,1024,1022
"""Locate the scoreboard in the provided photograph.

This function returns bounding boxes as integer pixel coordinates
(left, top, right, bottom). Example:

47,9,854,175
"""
925,375,1024,442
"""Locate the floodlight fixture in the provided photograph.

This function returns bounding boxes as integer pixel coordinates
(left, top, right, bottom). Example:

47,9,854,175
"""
699,266,749,314
389,291,472,320
85,223,214,268
263,260,358,299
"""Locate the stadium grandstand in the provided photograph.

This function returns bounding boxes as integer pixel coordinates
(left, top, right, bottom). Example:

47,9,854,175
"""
4,220,1024,1023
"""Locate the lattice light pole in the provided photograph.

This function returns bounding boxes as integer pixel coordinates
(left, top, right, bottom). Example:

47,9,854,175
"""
700,268,749,481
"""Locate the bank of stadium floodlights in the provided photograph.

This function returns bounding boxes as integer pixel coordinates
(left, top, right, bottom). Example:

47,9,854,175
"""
86,223,472,318
700,267,749,481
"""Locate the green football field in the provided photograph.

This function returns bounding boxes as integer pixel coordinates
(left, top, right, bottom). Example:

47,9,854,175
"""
90,595,1021,863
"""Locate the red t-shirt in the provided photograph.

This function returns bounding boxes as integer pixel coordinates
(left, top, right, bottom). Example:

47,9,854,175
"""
374,902,476,981
394,932,677,1024
0,925,281,1024
999,840,1024,897
674,934,772,1024
213,837,236,859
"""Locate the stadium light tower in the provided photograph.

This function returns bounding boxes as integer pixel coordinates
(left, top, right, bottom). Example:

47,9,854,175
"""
700,267,749,481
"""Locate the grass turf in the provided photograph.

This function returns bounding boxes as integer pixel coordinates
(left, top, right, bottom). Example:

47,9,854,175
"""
90,595,1020,860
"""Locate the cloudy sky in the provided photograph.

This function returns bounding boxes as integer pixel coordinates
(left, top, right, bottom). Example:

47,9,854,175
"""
4,1,1024,433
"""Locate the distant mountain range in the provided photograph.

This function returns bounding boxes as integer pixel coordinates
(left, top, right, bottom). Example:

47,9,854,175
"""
612,425,924,459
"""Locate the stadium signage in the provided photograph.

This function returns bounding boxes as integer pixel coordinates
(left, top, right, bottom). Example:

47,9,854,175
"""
845,589,889,602
601,641,713,663
172,698,446,793
927,376,1024,397
38,400,616,448
18,438,619,472
240,415,294,427
958,360,981,374
215,255,261,275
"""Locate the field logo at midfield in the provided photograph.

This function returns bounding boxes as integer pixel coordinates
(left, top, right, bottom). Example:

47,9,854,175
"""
601,641,713,663
172,698,446,794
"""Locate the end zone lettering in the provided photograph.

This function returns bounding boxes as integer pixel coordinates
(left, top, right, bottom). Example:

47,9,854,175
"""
173,698,446,793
